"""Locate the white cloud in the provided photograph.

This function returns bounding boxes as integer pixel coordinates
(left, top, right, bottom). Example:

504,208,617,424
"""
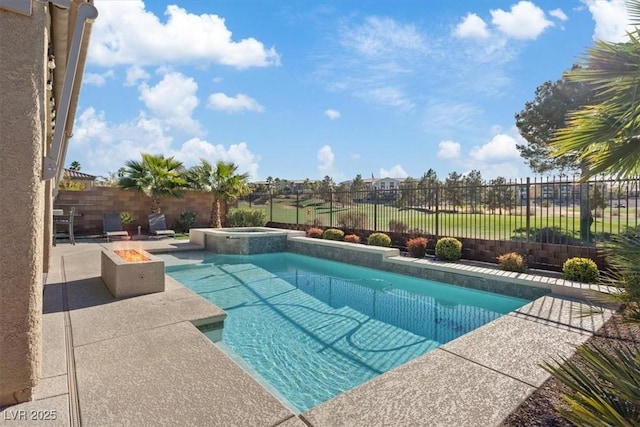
317,145,335,175
490,1,553,40
207,93,265,113
379,165,408,178
69,108,174,176
549,9,568,22
358,87,415,110
175,139,260,180
345,16,427,58
84,70,114,86
319,16,428,110
585,0,631,43
438,140,461,159
125,65,150,86
69,107,262,180
424,102,484,135
324,109,341,120
469,133,521,163
138,71,201,133
455,13,490,39
89,0,280,69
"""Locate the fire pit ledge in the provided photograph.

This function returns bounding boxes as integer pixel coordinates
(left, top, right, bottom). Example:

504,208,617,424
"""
101,248,165,298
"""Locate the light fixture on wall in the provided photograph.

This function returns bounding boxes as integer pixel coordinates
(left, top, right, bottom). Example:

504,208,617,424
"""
48,55,56,70
46,80,53,91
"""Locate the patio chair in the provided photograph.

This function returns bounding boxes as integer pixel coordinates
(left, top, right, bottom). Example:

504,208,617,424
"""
103,212,129,242
53,206,75,245
148,213,175,239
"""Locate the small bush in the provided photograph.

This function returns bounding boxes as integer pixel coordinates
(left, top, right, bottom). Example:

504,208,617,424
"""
307,227,323,238
407,237,428,258
227,208,266,227
389,220,408,233
337,211,368,229
177,210,197,232
120,211,136,225
368,232,392,247
435,237,462,261
344,234,361,244
497,252,526,273
563,257,599,283
323,228,345,241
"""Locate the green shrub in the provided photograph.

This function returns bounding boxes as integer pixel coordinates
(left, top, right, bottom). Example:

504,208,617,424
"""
337,211,368,229
407,237,428,258
120,211,136,225
368,232,391,247
323,228,345,241
435,237,462,261
563,257,599,283
227,208,266,227
497,252,526,273
344,234,361,244
389,220,408,233
307,227,323,238
177,210,197,232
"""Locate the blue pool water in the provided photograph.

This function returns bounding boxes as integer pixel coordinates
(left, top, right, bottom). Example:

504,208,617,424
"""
164,252,530,411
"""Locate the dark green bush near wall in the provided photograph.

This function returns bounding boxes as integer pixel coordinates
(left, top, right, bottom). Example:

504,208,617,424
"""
227,208,266,227
435,237,462,261
177,211,197,232
323,228,345,241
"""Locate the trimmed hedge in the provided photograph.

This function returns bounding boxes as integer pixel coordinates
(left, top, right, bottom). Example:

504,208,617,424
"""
435,237,462,261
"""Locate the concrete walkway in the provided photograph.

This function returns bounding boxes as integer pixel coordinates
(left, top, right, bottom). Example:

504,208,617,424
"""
0,239,614,426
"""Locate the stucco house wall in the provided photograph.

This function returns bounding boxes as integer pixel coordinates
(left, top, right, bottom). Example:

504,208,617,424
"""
0,0,96,406
0,1,48,405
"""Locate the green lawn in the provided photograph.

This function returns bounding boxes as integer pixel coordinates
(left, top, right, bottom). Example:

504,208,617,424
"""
237,197,638,241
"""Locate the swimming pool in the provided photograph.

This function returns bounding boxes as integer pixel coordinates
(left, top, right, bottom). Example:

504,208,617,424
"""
164,251,530,411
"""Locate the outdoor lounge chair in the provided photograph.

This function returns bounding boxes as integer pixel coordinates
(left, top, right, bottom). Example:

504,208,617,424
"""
103,212,129,242
53,206,75,245
148,213,175,239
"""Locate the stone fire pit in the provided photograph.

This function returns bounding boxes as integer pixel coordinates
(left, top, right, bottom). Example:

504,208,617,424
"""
101,248,165,298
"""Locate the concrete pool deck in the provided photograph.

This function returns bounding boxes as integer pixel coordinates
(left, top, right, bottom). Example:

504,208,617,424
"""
0,239,614,426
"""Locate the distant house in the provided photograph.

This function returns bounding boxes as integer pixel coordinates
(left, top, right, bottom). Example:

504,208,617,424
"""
61,168,97,189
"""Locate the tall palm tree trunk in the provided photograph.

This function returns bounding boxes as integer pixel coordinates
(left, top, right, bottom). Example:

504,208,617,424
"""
210,197,222,228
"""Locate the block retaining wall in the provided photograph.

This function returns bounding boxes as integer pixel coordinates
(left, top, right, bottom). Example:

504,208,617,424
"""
268,221,603,271
55,187,213,235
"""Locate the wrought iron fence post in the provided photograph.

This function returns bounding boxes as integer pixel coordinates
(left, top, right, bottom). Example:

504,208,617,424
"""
435,184,439,238
296,191,300,226
269,190,273,222
373,188,378,231
329,187,334,227
526,177,531,243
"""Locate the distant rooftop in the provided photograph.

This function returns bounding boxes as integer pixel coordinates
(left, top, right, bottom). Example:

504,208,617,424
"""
64,168,96,180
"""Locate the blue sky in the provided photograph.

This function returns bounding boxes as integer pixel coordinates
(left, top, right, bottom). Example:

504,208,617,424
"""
71,0,634,183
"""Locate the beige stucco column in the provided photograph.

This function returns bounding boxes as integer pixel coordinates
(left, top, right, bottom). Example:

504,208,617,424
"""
0,1,47,406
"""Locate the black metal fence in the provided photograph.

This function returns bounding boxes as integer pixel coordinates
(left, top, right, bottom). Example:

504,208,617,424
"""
239,176,640,246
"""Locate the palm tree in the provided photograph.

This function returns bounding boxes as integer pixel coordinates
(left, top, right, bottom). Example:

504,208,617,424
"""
545,2,640,423
551,0,640,179
118,153,186,213
188,159,250,228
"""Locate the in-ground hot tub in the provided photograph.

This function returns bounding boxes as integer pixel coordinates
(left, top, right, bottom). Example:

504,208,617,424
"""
190,227,305,254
